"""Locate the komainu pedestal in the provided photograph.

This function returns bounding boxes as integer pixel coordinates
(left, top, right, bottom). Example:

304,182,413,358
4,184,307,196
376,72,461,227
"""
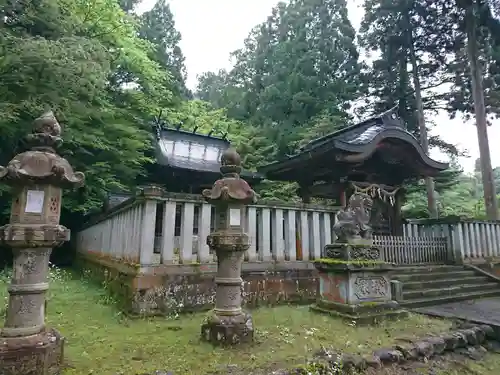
311,244,406,324
311,193,406,323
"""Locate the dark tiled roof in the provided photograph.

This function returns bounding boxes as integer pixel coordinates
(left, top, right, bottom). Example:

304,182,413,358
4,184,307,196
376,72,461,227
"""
106,193,132,209
258,106,448,176
301,106,407,150
154,128,262,179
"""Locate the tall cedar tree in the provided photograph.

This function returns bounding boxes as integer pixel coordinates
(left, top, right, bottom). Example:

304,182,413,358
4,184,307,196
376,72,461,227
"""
449,0,500,219
197,0,361,160
359,0,465,217
140,0,192,99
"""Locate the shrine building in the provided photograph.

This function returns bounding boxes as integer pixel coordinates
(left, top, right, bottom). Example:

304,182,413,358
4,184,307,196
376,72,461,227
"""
258,107,448,235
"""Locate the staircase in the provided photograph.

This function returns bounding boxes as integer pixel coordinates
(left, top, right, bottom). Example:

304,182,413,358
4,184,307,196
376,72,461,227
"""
391,265,500,308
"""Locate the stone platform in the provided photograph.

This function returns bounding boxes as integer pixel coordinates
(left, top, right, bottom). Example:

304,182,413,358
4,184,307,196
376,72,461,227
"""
390,265,500,308
311,299,406,324
77,253,318,316
311,243,407,323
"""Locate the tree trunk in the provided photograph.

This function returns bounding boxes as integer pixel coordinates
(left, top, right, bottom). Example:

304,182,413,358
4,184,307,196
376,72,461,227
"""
465,0,498,220
408,24,438,218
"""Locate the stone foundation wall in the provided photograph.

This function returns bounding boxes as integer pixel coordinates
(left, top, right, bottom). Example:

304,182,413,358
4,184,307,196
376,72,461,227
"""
76,253,318,316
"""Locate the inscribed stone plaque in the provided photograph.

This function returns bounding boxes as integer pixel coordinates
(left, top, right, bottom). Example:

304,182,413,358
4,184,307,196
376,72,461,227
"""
229,208,241,226
25,190,45,214
348,272,390,304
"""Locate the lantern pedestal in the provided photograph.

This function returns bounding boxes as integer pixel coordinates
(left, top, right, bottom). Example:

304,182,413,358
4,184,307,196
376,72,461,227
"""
200,230,254,345
0,328,64,375
311,243,407,324
0,224,69,375
201,310,254,345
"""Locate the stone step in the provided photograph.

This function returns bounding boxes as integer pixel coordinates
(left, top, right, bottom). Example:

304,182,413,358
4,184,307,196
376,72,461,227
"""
401,275,492,290
403,282,499,300
393,270,477,282
401,289,500,309
391,265,464,275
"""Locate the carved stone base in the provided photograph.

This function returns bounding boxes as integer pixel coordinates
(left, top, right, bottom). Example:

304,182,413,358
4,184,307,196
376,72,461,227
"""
0,328,64,375
313,248,407,324
201,311,254,345
311,300,408,325
324,243,383,262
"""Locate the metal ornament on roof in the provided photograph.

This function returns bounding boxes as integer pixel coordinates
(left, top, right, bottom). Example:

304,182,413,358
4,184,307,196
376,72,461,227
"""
351,182,400,206
152,110,229,140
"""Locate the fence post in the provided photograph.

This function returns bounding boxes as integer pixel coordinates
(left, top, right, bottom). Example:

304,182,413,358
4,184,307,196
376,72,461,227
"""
138,186,162,265
450,223,464,264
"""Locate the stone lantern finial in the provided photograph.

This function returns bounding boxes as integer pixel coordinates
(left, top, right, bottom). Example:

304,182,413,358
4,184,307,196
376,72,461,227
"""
27,111,63,151
200,147,256,346
0,111,85,375
220,147,241,175
32,111,62,136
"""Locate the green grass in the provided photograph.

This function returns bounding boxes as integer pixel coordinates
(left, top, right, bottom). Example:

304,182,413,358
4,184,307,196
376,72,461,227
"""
0,267,454,375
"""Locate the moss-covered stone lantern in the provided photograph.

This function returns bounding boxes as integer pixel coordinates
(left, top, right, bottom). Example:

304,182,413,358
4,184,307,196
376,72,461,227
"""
201,148,257,345
0,112,84,375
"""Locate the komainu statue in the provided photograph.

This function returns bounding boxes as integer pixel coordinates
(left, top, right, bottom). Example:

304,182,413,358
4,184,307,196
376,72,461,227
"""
333,192,373,243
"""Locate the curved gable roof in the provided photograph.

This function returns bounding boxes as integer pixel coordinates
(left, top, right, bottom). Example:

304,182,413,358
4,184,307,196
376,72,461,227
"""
259,107,449,180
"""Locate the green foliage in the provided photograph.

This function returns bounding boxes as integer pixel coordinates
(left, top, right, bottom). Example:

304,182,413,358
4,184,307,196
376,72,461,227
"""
0,0,172,217
194,0,364,201
3,0,500,226
403,174,482,218
358,0,458,151
357,0,500,218
192,0,500,214
401,163,500,219
442,0,500,120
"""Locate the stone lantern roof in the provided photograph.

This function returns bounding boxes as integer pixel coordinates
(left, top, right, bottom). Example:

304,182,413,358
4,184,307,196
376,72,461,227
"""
202,148,258,206
0,112,85,188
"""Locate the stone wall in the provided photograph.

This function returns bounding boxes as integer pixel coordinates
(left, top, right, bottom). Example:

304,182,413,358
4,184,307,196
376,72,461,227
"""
76,253,318,316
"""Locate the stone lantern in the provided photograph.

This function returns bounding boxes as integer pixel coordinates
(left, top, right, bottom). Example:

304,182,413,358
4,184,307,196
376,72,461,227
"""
0,112,84,375
201,148,257,345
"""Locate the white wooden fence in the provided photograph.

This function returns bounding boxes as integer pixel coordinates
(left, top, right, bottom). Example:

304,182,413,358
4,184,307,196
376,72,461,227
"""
76,192,482,267
404,219,500,263
76,193,339,265
374,236,449,264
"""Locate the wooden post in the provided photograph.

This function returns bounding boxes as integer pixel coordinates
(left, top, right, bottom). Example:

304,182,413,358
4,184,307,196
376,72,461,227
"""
392,189,404,236
339,186,347,208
